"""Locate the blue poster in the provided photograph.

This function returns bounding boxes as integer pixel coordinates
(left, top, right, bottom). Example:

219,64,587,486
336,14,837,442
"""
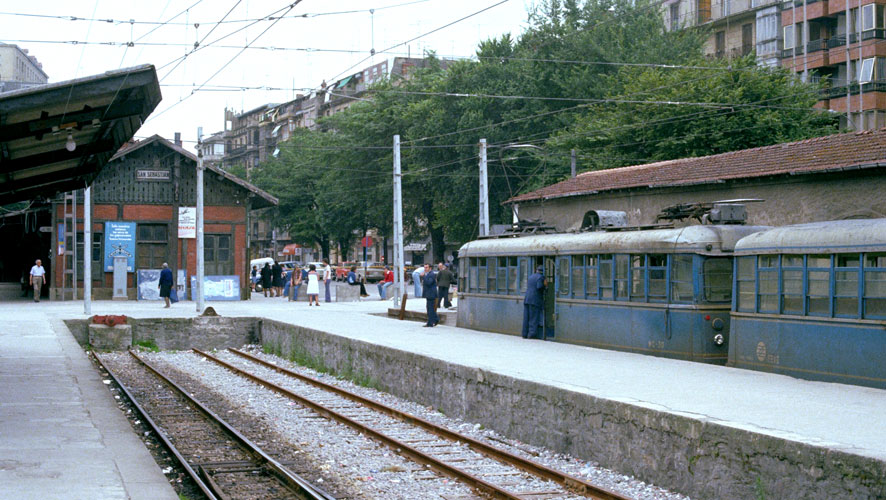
190,275,240,301
104,222,136,272
137,270,161,300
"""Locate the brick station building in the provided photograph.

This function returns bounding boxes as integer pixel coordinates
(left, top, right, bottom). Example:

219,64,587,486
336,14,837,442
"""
50,134,277,300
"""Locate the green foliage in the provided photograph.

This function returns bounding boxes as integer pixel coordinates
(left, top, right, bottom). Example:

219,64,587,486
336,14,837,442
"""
133,339,159,352
248,0,833,259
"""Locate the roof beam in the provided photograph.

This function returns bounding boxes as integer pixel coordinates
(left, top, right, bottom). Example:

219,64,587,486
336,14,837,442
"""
0,99,144,143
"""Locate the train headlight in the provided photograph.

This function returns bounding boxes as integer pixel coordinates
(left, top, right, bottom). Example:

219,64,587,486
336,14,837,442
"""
711,318,725,331
713,333,725,345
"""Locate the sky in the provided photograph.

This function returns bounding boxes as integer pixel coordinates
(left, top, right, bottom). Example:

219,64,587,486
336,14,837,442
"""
1,0,536,148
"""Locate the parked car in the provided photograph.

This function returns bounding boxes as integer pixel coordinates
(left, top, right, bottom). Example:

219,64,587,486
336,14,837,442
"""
359,261,386,282
335,261,358,281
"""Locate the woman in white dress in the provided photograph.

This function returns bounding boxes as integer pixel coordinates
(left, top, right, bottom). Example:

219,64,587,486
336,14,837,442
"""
306,264,320,306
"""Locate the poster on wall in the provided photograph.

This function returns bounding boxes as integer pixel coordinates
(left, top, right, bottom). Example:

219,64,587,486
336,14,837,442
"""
190,275,240,301
57,223,65,256
136,270,160,300
178,207,196,239
104,221,136,272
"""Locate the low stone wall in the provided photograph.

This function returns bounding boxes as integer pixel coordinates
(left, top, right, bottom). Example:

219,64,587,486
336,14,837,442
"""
66,317,257,351
259,319,886,500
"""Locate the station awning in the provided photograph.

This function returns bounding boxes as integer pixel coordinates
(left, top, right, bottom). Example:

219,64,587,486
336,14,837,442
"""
0,65,161,205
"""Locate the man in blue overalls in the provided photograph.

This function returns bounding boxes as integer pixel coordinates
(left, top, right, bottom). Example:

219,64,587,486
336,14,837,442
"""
522,265,546,339
422,264,439,327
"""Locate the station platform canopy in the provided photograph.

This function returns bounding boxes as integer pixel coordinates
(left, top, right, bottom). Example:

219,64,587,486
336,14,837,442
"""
0,65,161,205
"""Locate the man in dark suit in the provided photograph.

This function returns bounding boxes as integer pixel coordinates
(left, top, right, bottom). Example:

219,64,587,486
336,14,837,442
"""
522,265,546,339
422,263,439,327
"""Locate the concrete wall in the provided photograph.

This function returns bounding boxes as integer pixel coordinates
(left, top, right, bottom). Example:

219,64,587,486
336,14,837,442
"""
260,319,886,500
65,316,257,350
515,171,886,232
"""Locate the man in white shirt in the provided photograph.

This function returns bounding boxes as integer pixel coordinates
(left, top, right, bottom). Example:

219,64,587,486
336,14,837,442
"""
29,259,46,302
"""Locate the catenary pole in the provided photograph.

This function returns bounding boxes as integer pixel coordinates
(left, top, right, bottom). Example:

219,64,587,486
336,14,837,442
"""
393,134,404,307
83,186,91,315
196,128,205,313
570,149,577,178
479,139,489,237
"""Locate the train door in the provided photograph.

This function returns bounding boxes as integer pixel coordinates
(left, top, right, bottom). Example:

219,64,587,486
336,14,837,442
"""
532,256,556,338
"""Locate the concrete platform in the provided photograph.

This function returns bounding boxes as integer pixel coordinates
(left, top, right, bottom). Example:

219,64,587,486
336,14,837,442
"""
0,290,884,499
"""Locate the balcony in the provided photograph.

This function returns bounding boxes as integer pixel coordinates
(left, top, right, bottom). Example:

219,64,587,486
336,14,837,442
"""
781,46,805,58
806,38,828,53
820,80,886,99
828,34,859,48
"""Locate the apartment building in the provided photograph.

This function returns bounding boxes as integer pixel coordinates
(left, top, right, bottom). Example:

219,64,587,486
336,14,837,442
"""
664,0,784,66
780,0,886,129
0,44,48,92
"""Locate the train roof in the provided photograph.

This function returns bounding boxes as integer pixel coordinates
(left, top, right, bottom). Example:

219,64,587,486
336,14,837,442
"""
734,218,886,255
459,225,769,257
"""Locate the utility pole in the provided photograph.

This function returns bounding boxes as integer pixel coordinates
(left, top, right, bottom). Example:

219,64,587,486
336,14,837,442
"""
392,134,404,306
479,139,489,237
570,149,577,178
196,128,205,313
83,186,91,315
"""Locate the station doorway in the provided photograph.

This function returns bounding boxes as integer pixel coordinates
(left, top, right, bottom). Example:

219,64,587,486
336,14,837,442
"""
0,207,52,300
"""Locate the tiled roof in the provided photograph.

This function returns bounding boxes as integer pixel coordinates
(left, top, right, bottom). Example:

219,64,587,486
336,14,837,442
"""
506,130,886,204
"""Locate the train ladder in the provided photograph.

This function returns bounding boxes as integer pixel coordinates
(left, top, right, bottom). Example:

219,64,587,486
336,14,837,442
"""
61,191,78,301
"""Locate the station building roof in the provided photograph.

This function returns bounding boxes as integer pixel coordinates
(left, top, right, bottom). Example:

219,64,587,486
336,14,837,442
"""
0,65,161,205
506,130,886,205
110,134,278,209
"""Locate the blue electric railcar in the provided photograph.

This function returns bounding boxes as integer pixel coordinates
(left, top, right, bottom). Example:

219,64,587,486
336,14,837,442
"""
457,224,767,363
729,219,886,389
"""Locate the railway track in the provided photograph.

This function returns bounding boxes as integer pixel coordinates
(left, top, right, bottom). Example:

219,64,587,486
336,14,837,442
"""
194,347,633,500
95,351,335,500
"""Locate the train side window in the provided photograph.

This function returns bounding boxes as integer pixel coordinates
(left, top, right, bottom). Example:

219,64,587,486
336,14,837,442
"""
757,255,779,313
488,258,498,293
806,255,831,316
736,256,756,312
864,253,886,318
670,254,693,303
585,255,598,299
599,254,613,299
478,257,487,292
835,254,861,318
781,255,804,315
571,255,584,298
630,254,646,301
558,257,570,296
497,257,508,294
507,257,518,294
648,254,667,302
459,258,467,293
518,258,528,293
615,254,629,299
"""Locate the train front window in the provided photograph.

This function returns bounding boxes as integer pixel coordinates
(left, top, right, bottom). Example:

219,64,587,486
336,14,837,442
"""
806,255,831,316
835,253,860,317
518,259,528,293
478,258,487,292
864,253,886,318
736,256,756,312
703,258,733,303
469,258,479,292
488,258,498,293
670,255,693,303
558,257,570,296
497,257,508,294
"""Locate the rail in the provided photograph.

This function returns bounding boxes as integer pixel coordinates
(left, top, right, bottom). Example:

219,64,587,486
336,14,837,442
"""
196,347,633,500
95,351,334,500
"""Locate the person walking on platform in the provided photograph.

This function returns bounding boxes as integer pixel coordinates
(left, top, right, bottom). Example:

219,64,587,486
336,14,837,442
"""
290,266,302,301
377,266,394,300
158,263,174,308
522,265,546,339
422,263,439,327
412,265,425,298
435,262,454,310
322,259,332,302
271,261,283,297
29,259,45,302
260,262,272,297
306,264,320,306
